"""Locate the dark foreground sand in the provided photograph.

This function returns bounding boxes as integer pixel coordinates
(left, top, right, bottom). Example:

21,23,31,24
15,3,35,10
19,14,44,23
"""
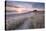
6,11,45,30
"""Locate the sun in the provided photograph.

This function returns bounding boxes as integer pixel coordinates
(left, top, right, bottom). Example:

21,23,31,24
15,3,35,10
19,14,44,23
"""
15,8,26,13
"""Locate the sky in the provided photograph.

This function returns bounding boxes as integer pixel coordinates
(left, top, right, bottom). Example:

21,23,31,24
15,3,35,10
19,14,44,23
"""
6,1,45,13
6,1,44,8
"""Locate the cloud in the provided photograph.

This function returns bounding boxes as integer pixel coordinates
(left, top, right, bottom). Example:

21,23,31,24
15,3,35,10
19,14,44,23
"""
6,1,44,13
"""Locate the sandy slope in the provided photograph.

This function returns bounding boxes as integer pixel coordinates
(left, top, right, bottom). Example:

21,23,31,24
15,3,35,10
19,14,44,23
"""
6,11,44,30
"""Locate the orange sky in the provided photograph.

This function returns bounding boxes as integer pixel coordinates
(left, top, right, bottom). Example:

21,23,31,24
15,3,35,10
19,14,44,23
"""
6,6,44,13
